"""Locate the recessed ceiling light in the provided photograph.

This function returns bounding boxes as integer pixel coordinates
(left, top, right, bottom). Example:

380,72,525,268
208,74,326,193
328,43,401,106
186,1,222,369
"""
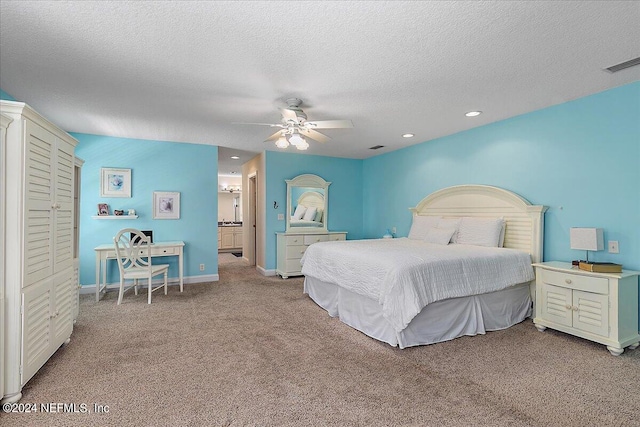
465,111,482,117
402,133,414,138
230,156,239,159
230,171,237,174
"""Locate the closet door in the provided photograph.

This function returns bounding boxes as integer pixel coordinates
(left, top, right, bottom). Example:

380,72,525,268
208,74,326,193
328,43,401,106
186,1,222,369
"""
23,120,55,287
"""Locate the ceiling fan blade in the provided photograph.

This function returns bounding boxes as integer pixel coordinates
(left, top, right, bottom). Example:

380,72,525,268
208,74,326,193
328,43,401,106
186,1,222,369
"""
305,119,353,129
280,108,300,124
232,122,284,127
264,130,284,142
300,128,331,143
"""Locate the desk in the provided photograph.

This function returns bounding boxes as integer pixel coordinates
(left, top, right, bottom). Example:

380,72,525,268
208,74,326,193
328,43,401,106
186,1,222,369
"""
94,241,185,302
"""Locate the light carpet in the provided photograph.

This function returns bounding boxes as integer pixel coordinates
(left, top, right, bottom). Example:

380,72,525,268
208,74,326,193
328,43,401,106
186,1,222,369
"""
3,253,639,426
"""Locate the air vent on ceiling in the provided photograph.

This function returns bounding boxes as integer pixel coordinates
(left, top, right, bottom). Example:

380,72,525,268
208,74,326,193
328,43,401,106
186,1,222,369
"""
605,57,640,73
369,145,385,150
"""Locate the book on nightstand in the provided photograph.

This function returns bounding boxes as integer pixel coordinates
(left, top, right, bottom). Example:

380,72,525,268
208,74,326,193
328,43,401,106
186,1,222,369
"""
578,261,622,273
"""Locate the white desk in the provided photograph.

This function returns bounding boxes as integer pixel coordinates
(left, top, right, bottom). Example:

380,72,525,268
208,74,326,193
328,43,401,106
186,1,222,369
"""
94,241,185,302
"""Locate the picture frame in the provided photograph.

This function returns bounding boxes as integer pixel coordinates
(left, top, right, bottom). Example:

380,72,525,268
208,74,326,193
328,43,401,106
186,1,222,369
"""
153,191,180,219
97,203,110,216
100,168,131,198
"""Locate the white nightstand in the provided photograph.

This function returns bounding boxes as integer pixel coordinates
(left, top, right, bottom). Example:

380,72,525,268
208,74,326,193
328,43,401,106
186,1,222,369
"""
532,261,640,356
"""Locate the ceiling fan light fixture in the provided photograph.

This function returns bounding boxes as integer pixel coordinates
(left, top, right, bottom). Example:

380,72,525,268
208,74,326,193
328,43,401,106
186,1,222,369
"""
288,133,305,146
275,136,289,149
295,140,309,150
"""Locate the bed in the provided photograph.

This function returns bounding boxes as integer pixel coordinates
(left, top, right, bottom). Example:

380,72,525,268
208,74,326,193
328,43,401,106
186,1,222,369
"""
289,191,325,228
300,185,547,348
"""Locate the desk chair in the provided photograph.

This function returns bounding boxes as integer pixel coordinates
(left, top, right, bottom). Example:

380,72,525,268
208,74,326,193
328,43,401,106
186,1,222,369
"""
114,228,170,304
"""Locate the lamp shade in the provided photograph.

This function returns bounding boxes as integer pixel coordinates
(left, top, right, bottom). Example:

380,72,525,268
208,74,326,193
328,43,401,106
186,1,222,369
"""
570,228,604,251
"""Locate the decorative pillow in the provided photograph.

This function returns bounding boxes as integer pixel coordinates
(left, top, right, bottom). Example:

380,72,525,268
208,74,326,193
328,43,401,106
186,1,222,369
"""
456,217,504,247
302,206,317,221
408,216,441,240
424,227,456,245
292,205,307,220
436,218,462,243
314,208,323,222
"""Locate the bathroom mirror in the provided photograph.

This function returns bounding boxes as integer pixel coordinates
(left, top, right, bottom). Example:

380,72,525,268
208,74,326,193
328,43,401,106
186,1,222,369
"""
285,174,330,233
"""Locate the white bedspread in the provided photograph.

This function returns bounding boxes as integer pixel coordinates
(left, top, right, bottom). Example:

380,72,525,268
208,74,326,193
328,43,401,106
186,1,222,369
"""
300,238,534,333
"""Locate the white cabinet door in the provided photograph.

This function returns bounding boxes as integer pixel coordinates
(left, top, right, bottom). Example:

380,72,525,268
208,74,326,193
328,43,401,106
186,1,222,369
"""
541,283,573,328
573,290,609,337
53,138,75,273
233,230,243,248
221,232,234,248
23,121,55,287
52,271,73,348
21,280,53,385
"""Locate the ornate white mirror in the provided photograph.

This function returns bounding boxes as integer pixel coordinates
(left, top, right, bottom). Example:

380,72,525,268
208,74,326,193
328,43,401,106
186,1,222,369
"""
285,174,330,233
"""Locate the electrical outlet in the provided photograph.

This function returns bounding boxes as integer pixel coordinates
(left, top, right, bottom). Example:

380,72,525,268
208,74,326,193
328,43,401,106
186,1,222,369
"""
199,263,205,271
278,213,284,220
608,241,619,254
392,227,396,235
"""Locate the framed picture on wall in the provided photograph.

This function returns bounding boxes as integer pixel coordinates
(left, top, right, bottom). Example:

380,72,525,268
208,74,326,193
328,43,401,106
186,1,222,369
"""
153,191,180,219
101,168,131,198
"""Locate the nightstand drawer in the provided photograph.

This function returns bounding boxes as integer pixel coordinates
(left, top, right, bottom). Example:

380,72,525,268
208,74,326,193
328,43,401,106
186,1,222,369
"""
540,269,608,294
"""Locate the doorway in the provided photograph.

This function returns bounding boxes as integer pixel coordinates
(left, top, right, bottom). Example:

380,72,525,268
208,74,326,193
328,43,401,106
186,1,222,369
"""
246,173,257,266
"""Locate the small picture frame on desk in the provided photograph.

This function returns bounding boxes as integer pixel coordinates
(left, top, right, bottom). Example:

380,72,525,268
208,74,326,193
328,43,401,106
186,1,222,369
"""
97,203,110,216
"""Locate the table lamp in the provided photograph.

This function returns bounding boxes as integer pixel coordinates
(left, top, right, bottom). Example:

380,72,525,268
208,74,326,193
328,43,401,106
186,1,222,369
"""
570,227,603,263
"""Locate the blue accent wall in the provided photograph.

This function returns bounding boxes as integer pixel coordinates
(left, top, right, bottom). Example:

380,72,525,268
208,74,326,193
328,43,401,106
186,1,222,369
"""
74,134,218,287
0,88,17,101
264,151,364,269
363,82,640,327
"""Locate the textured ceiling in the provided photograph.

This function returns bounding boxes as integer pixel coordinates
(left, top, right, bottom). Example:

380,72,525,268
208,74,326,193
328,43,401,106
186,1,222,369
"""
1,1,639,175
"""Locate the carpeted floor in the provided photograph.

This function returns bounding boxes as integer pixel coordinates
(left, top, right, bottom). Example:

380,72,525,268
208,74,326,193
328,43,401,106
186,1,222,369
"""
3,253,639,426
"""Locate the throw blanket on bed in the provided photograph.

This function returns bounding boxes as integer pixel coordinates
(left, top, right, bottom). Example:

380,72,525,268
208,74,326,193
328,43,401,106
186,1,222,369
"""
300,238,534,333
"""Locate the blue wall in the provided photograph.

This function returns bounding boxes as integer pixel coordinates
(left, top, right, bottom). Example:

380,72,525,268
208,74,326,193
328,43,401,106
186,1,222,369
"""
265,151,364,269
74,134,218,287
363,82,640,327
0,89,16,101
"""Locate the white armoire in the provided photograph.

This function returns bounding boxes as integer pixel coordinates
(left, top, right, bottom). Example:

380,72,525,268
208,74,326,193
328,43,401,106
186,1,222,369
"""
1,101,78,403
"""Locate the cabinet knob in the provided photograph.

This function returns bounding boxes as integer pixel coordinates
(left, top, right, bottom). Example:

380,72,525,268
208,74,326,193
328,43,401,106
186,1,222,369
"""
565,279,572,284
565,304,572,310
572,306,578,311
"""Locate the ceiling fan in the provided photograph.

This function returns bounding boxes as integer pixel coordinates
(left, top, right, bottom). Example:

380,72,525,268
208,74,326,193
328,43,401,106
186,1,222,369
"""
235,98,353,150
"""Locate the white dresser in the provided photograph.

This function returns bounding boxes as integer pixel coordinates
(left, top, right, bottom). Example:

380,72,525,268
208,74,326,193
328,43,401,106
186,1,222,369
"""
276,232,347,278
533,261,640,356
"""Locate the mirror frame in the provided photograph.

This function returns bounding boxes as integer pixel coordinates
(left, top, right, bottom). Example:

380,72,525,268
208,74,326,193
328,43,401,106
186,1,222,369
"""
285,174,331,234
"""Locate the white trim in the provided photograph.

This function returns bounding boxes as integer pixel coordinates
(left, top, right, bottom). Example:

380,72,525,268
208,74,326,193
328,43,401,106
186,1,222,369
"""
257,265,276,276
79,274,220,294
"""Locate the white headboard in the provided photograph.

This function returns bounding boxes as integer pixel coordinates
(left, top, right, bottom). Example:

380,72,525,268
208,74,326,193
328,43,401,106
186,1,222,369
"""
409,185,547,263
298,191,324,220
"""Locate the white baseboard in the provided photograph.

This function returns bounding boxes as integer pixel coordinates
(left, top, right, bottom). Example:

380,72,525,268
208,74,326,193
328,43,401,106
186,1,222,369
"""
256,265,276,276
79,274,220,294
